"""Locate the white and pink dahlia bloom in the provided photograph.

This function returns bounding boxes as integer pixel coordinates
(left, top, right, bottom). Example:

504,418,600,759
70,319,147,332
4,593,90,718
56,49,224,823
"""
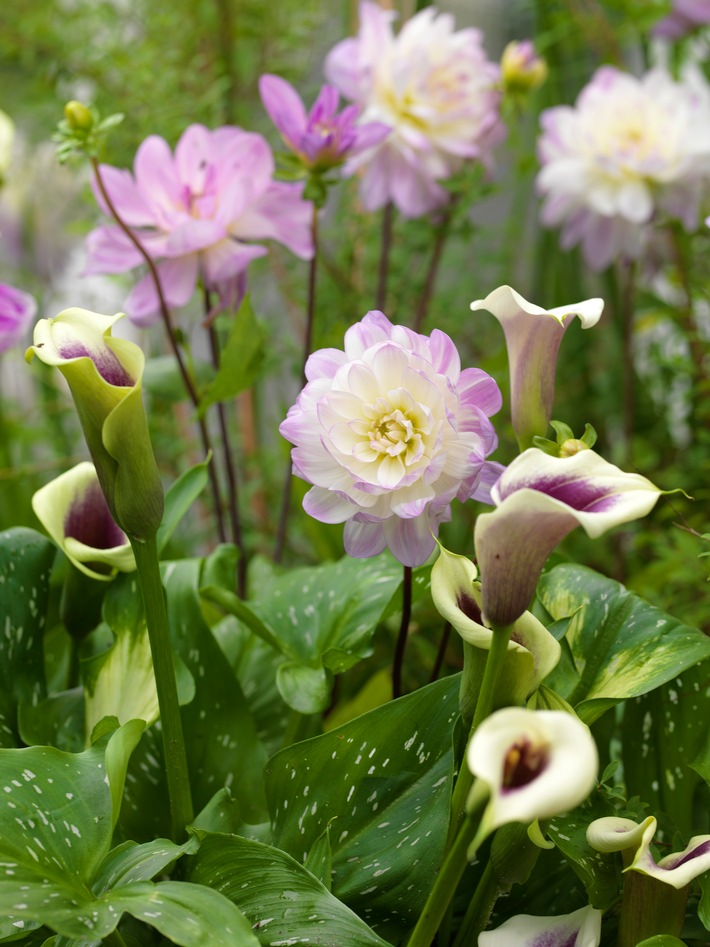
324,1,504,218
84,124,314,325
537,66,710,270
279,312,502,567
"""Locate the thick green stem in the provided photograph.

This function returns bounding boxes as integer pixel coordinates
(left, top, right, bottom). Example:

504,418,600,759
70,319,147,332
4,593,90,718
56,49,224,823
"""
452,860,500,946
406,805,484,947
130,534,193,839
448,623,513,841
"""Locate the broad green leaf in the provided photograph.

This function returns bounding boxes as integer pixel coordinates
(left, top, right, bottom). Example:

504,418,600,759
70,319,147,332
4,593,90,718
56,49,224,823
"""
622,661,710,836
547,793,621,910
266,675,459,941
18,691,85,753
197,297,265,417
0,721,143,938
635,938,686,946
81,575,194,741
163,559,268,823
91,836,199,895
157,459,211,553
205,554,401,714
0,528,55,746
186,833,391,946
189,788,242,837
276,663,331,715
538,565,710,724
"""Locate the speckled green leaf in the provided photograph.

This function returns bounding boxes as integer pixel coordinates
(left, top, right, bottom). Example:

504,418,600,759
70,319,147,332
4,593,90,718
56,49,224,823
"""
204,554,401,714
622,661,710,836
635,937,686,947
186,832,391,947
163,559,268,823
0,528,55,746
548,793,621,910
266,675,459,941
538,565,710,724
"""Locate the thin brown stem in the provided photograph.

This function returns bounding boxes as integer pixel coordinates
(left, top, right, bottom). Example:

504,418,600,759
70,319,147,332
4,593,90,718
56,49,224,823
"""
375,202,394,312
413,198,456,333
392,565,413,699
429,621,451,684
204,289,247,597
274,207,319,563
91,157,226,543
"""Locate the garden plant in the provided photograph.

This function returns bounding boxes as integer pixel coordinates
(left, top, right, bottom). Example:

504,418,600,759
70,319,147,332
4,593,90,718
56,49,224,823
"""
0,1,709,945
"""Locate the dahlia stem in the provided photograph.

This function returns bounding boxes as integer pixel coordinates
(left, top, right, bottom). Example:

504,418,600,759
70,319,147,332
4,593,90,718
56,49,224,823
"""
392,565,413,699
376,201,394,311
448,622,512,841
90,157,226,544
129,534,193,840
204,288,247,597
413,197,456,333
274,205,320,563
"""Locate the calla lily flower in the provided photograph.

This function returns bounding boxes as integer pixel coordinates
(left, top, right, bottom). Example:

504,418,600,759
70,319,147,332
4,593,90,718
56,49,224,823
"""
474,448,661,626
470,286,603,449
32,462,135,581
431,543,560,710
479,905,602,946
26,308,163,541
588,815,710,889
467,706,598,836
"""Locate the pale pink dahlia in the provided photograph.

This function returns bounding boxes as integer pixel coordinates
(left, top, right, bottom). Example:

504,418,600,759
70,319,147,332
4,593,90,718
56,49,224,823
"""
84,124,314,325
279,311,502,567
537,66,710,270
0,282,36,353
324,1,504,218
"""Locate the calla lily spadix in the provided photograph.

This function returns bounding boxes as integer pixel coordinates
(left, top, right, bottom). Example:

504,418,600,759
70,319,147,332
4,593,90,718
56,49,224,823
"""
26,308,164,541
431,543,560,709
470,286,603,449
467,706,598,837
588,815,710,889
474,448,661,626
479,905,602,947
32,462,135,581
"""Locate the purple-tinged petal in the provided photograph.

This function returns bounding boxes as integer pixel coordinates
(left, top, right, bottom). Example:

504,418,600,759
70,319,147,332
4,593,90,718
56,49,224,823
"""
91,164,156,227
479,905,601,947
259,74,308,150
0,282,36,353
343,518,387,559
233,181,314,259
201,240,267,287
133,135,184,216
124,255,198,325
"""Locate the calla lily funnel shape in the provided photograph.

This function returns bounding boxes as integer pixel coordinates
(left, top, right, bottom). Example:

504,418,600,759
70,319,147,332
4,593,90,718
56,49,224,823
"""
467,706,598,834
479,905,602,947
470,286,602,449
26,308,163,540
474,448,661,626
32,462,135,581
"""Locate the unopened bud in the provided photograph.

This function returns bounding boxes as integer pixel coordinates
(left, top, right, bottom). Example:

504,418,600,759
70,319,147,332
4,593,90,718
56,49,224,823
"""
501,41,548,95
64,101,94,132
559,438,590,457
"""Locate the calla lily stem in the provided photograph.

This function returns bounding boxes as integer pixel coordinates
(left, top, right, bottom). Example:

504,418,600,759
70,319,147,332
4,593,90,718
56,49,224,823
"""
449,622,513,839
129,534,193,840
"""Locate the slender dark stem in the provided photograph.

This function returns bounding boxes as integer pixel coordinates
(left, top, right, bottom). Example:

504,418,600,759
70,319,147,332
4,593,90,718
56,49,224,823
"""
129,534,194,840
91,157,226,544
204,289,247,597
619,257,637,466
274,207,319,563
429,621,451,683
413,198,456,333
392,565,413,699
375,202,394,311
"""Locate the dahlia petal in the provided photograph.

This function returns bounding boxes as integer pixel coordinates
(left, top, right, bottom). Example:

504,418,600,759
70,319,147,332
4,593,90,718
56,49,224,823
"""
384,514,438,568
259,74,308,150
343,518,387,559
303,486,355,524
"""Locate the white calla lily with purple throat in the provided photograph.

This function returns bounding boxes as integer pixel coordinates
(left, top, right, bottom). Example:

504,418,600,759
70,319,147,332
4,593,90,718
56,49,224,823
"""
474,448,661,626
479,905,602,947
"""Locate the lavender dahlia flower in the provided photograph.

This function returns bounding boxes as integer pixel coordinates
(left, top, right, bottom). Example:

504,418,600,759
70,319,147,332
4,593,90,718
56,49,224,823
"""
279,311,502,567
84,124,314,325
325,1,504,218
537,66,710,270
0,282,36,353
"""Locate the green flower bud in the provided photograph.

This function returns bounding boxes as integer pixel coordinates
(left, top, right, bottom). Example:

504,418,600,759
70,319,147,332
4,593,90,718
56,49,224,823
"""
26,309,163,541
64,100,94,132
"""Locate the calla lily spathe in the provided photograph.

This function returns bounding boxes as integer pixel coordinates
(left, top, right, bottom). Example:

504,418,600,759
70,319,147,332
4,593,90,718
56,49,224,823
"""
474,448,661,626
588,815,710,889
467,706,598,835
26,308,163,541
479,905,602,947
470,286,603,449
32,462,135,581
431,544,560,709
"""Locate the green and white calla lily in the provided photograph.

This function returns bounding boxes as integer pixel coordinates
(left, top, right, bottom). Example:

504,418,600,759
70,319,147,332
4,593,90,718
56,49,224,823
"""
32,461,135,581
26,308,163,541
479,905,602,946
